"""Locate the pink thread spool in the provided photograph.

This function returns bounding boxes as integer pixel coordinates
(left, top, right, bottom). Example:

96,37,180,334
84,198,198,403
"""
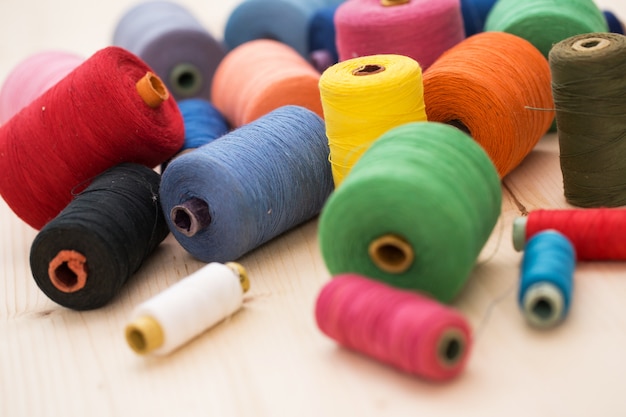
335,0,465,70
315,274,472,381
0,51,83,124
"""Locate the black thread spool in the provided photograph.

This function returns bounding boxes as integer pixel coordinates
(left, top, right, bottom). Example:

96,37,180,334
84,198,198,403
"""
29,163,169,310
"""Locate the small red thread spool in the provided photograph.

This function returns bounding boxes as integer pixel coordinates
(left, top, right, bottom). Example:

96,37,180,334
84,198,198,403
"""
513,208,626,261
315,274,472,382
0,46,184,229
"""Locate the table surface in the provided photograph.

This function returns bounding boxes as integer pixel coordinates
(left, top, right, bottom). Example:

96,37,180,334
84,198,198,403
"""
2,1,626,416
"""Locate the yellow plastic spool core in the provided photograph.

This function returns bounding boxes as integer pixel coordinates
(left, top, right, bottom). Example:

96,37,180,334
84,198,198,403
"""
136,72,169,108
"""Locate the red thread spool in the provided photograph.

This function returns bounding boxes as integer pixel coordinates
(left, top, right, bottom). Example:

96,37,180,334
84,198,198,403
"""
513,208,626,261
0,46,184,229
315,274,472,382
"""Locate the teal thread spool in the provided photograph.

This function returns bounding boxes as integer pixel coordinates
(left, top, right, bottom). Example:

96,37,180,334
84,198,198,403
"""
318,122,502,303
485,0,608,58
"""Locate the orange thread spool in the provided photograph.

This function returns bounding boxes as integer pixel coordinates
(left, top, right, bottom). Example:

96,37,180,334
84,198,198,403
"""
423,32,554,177
211,39,323,127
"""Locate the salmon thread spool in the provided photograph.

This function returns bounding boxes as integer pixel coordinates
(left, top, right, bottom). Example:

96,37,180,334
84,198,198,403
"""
126,262,250,356
0,46,184,230
423,31,554,178
319,54,427,187
315,274,472,381
211,39,323,128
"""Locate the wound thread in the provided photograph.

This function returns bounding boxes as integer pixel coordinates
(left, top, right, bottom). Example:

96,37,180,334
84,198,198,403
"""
549,32,626,208
315,274,472,381
0,46,184,230
29,163,169,310
423,31,554,178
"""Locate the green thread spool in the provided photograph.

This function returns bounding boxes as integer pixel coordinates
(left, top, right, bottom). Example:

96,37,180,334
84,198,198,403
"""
318,121,502,303
485,0,608,58
549,32,626,208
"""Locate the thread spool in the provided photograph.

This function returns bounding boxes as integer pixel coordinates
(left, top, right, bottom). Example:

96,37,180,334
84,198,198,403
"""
29,163,169,310
484,0,608,58
319,54,427,187
518,230,575,329
224,0,340,57
604,11,625,35
113,0,226,100
422,31,554,178
160,105,334,263
125,262,250,355
0,46,184,230
512,209,626,261
176,99,229,152
549,32,626,208
460,0,497,36
315,274,472,381
309,5,340,71
211,39,323,128
318,122,501,303
335,0,464,70
0,50,83,124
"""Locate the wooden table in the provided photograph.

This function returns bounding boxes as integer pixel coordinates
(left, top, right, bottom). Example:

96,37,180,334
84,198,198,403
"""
2,1,626,416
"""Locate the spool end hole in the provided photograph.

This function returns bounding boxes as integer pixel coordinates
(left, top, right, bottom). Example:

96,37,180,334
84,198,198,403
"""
127,328,147,353
437,330,465,367
54,262,78,289
368,234,414,274
176,71,196,90
447,119,472,136
532,297,554,321
170,197,211,237
352,64,386,76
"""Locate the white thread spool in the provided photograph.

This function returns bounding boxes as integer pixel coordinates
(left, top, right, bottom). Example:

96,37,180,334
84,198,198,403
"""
125,262,250,355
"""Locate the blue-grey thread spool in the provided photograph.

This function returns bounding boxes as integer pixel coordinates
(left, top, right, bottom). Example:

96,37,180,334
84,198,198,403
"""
519,230,576,329
113,0,226,100
224,0,344,58
159,105,334,262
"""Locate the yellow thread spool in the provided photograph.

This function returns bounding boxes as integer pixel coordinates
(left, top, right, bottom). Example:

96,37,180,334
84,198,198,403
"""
319,54,427,186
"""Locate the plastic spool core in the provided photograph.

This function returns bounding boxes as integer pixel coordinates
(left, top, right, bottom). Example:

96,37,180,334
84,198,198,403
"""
136,72,169,108
352,64,386,76
380,0,410,6
169,63,203,97
368,234,414,274
170,197,211,237
512,216,528,251
572,37,611,52
522,282,564,328
48,250,88,293
125,316,165,355
226,262,251,293
437,329,465,368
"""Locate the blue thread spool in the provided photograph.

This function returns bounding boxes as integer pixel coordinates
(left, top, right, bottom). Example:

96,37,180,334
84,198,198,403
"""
113,0,226,100
159,105,334,262
460,0,497,36
518,230,576,329
604,10,625,34
224,0,343,57
309,5,340,71
178,99,229,151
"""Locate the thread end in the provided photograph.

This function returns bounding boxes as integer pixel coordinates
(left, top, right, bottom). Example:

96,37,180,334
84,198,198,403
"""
125,316,165,355
437,329,467,368
522,283,565,328
136,72,169,108
368,234,414,274
48,250,88,293
226,262,250,293
512,217,528,251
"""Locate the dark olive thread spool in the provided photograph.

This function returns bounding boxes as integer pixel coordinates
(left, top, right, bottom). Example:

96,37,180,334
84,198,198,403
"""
549,32,626,207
